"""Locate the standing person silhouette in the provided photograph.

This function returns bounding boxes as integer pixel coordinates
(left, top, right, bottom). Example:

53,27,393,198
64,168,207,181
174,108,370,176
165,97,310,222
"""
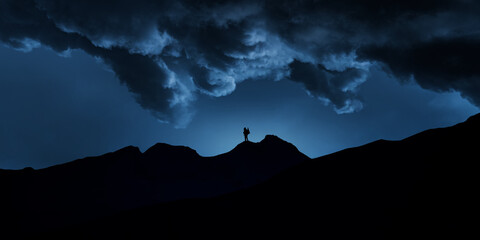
243,127,250,142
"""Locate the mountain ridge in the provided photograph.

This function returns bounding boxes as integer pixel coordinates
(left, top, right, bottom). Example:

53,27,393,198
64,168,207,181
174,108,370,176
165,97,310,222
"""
0,134,309,235
7,134,301,171
2,113,479,239
32,113,480,239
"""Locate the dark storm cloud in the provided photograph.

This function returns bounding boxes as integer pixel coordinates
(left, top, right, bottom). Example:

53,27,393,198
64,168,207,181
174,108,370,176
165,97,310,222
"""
1,0,480,125
0,0,193,127
360,37,480,105
289,60,365,113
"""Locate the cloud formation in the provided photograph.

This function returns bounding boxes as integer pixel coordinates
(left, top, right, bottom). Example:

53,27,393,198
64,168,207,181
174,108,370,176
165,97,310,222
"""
1,0,479,126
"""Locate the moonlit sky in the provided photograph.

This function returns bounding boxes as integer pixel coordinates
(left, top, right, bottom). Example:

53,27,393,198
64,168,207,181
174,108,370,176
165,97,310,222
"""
1,0,479,169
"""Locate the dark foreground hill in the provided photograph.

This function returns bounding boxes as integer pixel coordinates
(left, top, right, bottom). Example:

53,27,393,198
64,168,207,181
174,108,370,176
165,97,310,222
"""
0,135,308,235
33,113,480,239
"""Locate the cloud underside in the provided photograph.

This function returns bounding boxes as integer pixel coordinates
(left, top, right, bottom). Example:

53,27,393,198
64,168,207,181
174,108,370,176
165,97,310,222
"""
1,0,479,126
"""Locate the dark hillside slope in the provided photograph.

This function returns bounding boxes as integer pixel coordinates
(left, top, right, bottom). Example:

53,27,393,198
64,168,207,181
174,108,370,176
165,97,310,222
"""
42,114,480,239
0,136,308,234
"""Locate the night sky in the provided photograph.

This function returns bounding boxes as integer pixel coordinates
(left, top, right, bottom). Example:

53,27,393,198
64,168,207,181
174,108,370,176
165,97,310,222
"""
0,0,479,169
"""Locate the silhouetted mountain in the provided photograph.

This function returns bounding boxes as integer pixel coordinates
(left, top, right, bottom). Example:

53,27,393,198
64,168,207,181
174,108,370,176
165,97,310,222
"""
31,113,480,239
0,135,308,236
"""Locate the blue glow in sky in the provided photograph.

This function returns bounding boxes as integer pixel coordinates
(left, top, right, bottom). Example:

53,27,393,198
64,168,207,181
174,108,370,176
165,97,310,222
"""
2,0,480,169
0,45,477,169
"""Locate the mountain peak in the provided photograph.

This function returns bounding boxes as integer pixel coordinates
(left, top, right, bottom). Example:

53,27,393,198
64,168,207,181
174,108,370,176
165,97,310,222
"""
260,134,285,144
232,134,286,150
235,134,289,147
114,145,142,155
227,135,309,162
143,143,199,159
